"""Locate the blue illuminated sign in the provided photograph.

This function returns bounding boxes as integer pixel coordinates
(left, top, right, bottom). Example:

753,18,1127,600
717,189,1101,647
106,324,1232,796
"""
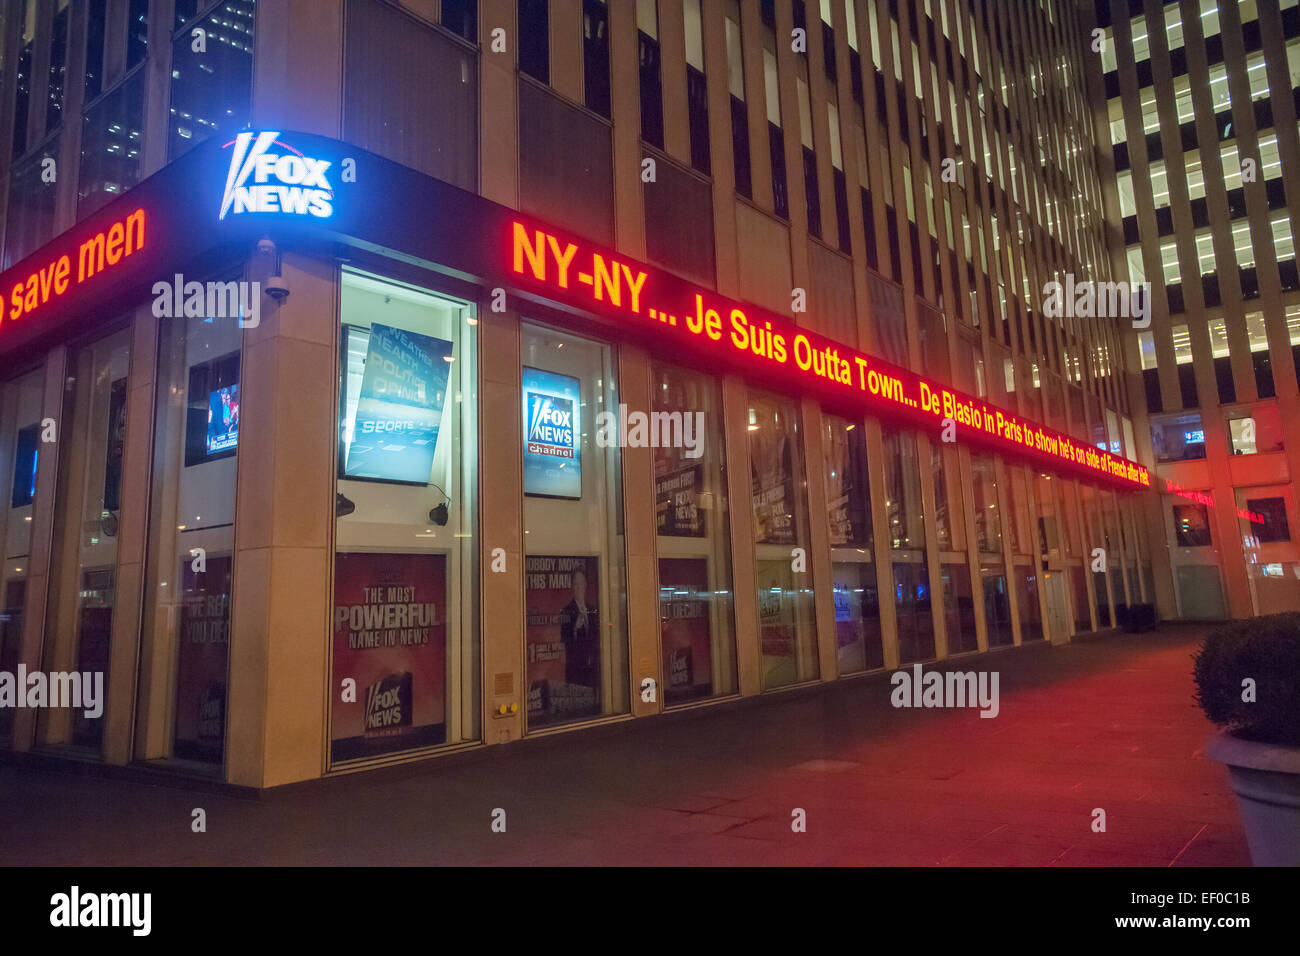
219,130,334,220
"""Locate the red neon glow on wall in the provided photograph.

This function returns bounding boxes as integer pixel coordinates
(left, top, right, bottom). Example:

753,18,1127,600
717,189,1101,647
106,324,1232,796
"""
1166,479,1264,524
509,221,1151,491
1,207,146,332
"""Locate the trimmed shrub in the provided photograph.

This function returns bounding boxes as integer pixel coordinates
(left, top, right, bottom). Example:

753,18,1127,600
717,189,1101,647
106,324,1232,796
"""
1193,613,1300,745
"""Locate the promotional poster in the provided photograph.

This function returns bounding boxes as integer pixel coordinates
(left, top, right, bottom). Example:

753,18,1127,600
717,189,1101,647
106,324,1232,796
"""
825,422,871,547
658,557,714,703
749,425,796,545
174,554,231,763
522,367,581,499
331,551,448,761
102,377,127,513
525,554,600,725
344,323,453,484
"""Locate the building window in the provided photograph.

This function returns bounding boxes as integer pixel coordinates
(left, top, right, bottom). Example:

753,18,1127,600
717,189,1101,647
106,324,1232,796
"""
167,0,256,160
46,1,70,133
138,273,246,768
3,148,58,270
78,66,145,218
1173,503,1213,547
725,1,750,197
442,0,478,42
1245,497,1290,543
884,428,933,663
37,328,131,753
583,0,611,117
684,0,709,174
638,2,664,149
824,413,881,674
942,564,977,653
654,363,737,704
0,369,45,742
345,0,479,192
127,0,148,69
85,0,108,101
1151,411,1206,462
1228,404,1283,456
522,323,629,728
972,454,1001,553
981,568,1013,646
748,391,819,688
518,0,549,83
332,271,481,760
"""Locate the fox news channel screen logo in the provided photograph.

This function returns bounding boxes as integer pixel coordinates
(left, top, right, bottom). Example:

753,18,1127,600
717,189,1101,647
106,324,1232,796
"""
219,130,334,220
522,367,581,499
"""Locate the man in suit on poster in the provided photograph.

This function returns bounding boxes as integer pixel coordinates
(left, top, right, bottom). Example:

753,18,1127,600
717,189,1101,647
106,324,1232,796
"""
560,566,601,707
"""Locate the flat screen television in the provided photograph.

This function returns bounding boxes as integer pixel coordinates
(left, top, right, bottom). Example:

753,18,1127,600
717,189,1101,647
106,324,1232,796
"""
522,366,582,500
337,323,453,485
185,352,241,466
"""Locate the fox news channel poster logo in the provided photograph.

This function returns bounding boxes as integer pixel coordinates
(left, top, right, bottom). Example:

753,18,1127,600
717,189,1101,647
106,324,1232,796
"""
345,323,453,484
219,130,335,220
174,554,232,763
658,557,714,704
522,367,581,499
524,554,601,726
332,551,447,761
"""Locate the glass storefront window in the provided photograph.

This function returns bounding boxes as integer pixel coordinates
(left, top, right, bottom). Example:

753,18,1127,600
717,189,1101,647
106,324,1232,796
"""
1018,569,1043,640
941,563,976,653
653,362,737,704
824,413,880,673
1173,503,1212,547
0,369,45,742
972,454,1001,552
748,391,818,688
522,322,628,727
932,443,964,551
38,328,131,751
884,428,932,663
981,567,1012,646
139,280,243,768
331,271,480,761
1227,404,1283,456
1070,564,1091,634
1151,411,1206,462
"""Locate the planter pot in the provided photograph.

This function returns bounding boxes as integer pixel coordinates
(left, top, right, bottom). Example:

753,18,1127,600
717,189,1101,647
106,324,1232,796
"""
1206,730,1300,866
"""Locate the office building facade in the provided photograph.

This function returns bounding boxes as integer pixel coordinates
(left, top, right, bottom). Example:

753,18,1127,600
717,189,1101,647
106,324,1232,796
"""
0,0,1162,788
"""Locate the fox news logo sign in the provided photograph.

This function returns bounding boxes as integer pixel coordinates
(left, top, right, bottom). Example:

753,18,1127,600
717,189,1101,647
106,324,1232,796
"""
219,131,333,220
526,392,575,459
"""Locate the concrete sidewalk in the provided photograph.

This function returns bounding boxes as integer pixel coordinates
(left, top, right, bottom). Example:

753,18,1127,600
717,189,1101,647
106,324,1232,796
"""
0,626,1249,865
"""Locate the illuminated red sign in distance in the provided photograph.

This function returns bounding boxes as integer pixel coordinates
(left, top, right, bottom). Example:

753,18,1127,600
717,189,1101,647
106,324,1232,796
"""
1165,479,1263,524
509,221,1151,491
1,207,146,334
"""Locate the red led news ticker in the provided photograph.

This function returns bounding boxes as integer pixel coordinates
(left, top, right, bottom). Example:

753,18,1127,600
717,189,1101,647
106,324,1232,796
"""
510,221,1151,492
1166,479,1263,524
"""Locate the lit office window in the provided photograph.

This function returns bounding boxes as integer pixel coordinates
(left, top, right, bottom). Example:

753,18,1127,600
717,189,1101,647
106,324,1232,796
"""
78,66,145,218
1151,411,1207,462
725,0,750,197
167,0,255,160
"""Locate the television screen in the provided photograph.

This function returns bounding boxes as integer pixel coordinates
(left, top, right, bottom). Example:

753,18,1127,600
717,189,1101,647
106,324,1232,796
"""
522,366,581,499
1184,429,1206,444
10,424,38,508
185,352,241,466
340,323,453,484
207,385,240,455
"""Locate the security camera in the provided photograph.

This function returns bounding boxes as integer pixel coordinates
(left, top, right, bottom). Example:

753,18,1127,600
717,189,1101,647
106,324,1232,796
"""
256,237,276,256
265,274,290,301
